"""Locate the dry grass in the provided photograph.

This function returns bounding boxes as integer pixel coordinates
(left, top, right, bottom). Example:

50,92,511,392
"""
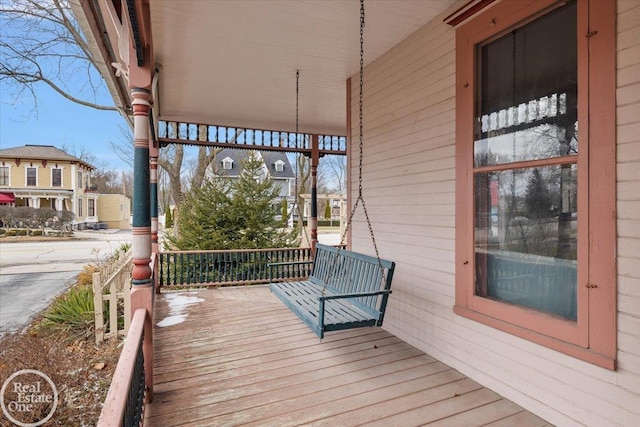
0,315,121,426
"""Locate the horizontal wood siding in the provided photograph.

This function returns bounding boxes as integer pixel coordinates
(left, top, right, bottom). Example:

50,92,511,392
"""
616,0,640,404
348,0,640,425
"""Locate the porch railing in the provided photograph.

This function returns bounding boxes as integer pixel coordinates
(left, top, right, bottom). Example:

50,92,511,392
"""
158,247,312,289
97,308,147,427
157,120,347,155
93,250,133,344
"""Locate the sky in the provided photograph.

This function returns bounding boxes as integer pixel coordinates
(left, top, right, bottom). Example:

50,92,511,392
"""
0,83,131,172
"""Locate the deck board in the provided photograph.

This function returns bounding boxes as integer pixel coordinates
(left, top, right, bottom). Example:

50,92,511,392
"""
146,286,551,426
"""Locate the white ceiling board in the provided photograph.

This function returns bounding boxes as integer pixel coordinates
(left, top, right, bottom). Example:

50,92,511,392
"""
150,0,457,135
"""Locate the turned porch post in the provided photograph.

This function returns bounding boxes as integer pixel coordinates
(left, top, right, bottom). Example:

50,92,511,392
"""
130,88,154,402
310,134,320,253
150,136,159,253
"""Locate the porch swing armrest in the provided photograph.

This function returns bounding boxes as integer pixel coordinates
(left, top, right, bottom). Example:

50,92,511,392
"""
318,289,392,301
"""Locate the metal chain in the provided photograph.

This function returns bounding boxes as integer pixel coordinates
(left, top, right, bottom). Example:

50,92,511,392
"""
337,0,385,278
293,70,311,246
340,0,380,256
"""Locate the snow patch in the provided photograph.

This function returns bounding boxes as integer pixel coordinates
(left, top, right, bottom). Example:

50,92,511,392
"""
156,292,204,327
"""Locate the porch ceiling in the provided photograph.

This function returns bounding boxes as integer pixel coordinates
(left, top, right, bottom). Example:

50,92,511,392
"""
151,0,457,135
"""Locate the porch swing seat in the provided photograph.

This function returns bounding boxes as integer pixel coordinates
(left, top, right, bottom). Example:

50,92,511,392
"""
269,244,395,338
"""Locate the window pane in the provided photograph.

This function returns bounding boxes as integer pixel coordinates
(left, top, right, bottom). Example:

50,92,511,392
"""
27,168,36,186
475,2,577,166
0,167,8,185
474,165,577,320
52,169,62,187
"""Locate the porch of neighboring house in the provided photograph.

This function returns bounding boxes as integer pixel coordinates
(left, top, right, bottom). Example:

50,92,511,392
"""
146,285,551,426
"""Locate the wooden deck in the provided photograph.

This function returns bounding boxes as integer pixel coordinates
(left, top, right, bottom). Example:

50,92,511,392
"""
146,286,552,427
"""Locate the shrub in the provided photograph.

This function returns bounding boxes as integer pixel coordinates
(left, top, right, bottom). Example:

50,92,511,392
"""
16,229,28,236
77,264,99,287
117,242,131,255
31,229,43,236
6,229,17,236
42,285,95,339
0,229,5,235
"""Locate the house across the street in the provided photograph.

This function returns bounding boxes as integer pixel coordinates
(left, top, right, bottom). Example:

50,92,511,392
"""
0,144,130,230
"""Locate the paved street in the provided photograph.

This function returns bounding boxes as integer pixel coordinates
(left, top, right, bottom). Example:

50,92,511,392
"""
0,230,132,335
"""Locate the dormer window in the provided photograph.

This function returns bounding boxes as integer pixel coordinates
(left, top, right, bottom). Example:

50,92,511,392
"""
274,160,285,172
222,157,233,170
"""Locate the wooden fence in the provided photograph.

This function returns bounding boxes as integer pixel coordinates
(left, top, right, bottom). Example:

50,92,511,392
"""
93,249,133,344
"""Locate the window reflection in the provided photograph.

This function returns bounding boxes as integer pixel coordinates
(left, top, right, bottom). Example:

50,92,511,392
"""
475,2,577,167
474,166,577,320
475,120,578,166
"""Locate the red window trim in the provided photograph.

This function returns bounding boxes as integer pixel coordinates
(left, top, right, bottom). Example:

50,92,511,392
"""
454,0,617,370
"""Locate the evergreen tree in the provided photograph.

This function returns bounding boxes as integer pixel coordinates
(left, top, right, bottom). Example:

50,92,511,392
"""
324,200,331,220
281,198,288,227
165,178,234,250
164,204,173,228
166,152,296,250
525,168,552,219
229,153,296,249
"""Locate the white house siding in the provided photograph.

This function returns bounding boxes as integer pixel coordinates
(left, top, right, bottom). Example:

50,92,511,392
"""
348,1,640,426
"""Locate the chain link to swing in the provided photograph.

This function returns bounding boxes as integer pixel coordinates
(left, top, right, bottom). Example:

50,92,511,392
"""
339,0,382,264
321,0,386,297
294,70,311,247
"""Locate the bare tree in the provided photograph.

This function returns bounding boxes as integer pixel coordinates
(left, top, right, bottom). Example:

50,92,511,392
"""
110,124,135,166
0,0,116,113
158,144,186,205
319,155,347,193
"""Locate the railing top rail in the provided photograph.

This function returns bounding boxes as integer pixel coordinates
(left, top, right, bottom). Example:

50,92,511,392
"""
97,309,146,427
100,253,133,291
98,249,132,281
160,247,312,255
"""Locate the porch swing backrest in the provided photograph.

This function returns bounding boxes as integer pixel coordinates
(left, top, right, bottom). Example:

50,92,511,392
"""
311,245,389,301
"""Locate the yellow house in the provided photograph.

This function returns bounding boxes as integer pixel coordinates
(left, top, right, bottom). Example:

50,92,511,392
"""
97,193,131,230
0,144,98,228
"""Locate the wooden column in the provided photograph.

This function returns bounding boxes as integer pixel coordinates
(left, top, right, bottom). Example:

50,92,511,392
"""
310,134,320,252
129,87,154,402
149,136,159,253
131,89,152,287
126,0,155,402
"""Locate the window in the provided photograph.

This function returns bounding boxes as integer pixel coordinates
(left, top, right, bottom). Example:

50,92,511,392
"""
77,171,83,188
52,168,62,187
26,167,37,186
274,160,285,172
454,0,616,369
0,166,8,186
78,197,83,217
222,157,233,170
88,199,95,217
